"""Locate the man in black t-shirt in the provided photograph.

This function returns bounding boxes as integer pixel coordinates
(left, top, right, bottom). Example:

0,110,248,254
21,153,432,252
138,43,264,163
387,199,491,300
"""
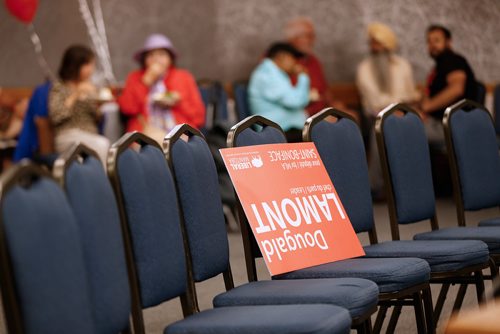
420,25,477,142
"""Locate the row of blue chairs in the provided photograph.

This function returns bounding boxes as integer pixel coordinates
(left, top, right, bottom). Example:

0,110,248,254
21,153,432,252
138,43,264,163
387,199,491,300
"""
227,105,500,333
0,129,383,333
375,100,500,270
1,97,498,333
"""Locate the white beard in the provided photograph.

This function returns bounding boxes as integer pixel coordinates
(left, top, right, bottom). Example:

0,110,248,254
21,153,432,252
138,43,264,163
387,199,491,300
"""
370,52,392,94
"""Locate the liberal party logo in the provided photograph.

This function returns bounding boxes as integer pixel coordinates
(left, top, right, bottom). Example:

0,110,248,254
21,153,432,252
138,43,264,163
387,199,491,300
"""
251,155,263,168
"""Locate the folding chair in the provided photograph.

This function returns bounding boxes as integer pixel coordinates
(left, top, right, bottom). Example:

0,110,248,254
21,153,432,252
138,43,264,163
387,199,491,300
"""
443,99,500,228
376,103,500,313
233,81,250,121
475,81,487,105
108,131,353,334
53,144,132,333
165,124,380,333
197,79,229,128
305,107,490,327
0,161,96,333
228,115,433,334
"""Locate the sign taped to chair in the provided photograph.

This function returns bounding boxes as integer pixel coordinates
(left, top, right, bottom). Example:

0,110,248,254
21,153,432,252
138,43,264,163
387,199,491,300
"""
220,142,364,275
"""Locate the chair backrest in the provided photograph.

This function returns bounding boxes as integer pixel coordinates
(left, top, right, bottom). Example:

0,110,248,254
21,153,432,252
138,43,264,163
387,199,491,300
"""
228,115,287,148
444,99,500,226
476,81,487,105
494,84,500,135
376,104,438,239
304,108,377,242
0,162,96,333
226,115,286,281
107,132,191,331
165,125,232,290
198,80,229,125
233,81,250,121
53,144,131,334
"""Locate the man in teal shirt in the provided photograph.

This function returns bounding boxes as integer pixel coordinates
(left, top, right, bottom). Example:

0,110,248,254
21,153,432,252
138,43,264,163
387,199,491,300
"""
248,42,310,142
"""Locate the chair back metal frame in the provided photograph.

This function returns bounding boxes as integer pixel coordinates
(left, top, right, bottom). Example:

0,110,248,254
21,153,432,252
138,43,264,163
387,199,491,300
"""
226,115,284,282
164,124,235,308
303,107,379,245
107,132,193,334
443,99,498,227
53,143,134,334
375,103,440,240
0,161,53,334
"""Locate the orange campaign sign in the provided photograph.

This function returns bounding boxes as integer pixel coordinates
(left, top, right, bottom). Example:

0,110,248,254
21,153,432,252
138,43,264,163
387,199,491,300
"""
220,142,365,276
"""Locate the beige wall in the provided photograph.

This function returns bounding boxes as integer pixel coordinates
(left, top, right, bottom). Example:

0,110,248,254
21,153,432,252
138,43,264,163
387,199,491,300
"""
1,0,500,86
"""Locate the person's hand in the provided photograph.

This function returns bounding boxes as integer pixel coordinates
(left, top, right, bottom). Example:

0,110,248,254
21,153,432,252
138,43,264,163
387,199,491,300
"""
414,105,428,122
309,88,320,102
13,98,28,119
420,98,430,113
293,63,307,75
418,98,431,121
143,62,166,86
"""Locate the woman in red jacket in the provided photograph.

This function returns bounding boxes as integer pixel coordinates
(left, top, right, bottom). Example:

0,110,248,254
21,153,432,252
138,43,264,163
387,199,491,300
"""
118,34,205,142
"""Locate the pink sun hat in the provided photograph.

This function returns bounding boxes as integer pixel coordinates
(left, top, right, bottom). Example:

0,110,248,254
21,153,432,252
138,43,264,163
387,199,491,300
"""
133,34,177,63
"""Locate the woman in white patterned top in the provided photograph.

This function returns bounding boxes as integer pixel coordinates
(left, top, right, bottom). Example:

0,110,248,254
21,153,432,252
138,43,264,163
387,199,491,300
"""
49,45,109,164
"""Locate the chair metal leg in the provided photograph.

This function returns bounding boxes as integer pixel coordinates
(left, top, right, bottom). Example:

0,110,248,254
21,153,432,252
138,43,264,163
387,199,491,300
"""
356,317,374,334
494,275,500,298
452,284,468,313
474,270,486,306
355,320,371,334
373,305,388,334
433,283,450,325
121,326,132,334
385,305,402,334
412,292,427,334
489,257,498,279
365,317,373,334
130,299,146,334
354,324,365,334
422,286,435,334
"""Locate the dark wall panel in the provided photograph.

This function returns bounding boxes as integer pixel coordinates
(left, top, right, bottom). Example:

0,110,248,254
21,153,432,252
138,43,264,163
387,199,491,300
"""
1,0,499,86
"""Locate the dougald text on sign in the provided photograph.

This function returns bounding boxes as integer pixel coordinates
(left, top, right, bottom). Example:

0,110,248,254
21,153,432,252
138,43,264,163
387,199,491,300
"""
220,142,364,276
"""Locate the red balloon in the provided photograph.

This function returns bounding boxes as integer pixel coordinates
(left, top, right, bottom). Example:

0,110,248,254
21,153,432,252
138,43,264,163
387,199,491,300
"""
5,0,39,24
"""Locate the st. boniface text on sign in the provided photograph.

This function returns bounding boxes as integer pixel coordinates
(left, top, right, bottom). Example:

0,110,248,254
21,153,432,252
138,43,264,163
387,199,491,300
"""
220,142,365,276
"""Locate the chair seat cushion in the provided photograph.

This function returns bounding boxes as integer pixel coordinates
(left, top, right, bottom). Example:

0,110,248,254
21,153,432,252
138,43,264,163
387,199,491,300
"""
413,227,500,252
478,217,500,227
213,278,378,318
364,240,489,272
165,304,351,334
273,258,430,293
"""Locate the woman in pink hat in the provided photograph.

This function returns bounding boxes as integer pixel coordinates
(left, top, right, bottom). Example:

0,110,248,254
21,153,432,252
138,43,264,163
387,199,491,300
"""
118,34,205,142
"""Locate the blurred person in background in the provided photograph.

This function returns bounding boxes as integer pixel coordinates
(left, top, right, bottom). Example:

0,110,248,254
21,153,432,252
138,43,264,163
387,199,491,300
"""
420,24,477,143
248,42,309,142
356,22,420,117
13,81,52,162
49,45,109,164
118,34,205,143
285,17,350,116
356,23,420,199
0,87,28,140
